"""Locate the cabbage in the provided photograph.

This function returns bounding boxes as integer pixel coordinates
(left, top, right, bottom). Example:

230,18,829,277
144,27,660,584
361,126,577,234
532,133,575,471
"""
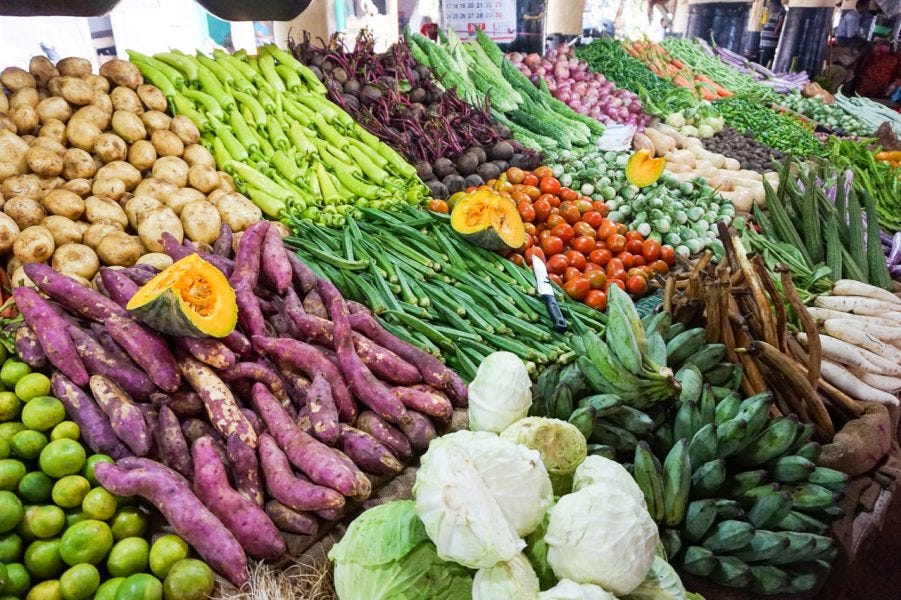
539,579,618,600
414,430,554,569
472,553,540,599
468,352,532,432
501,417,588,495
572,455,646,508
328,501,473,600
545,484,658,595
623,556,689,600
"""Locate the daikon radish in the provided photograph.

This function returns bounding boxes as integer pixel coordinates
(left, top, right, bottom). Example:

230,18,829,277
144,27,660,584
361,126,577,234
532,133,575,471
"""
797,332,901,376
823,321,901,362
853,369,901,394
808,307,900,328
832,280,901,305
823,318,901,346
815,296,901,323
820,359,899,406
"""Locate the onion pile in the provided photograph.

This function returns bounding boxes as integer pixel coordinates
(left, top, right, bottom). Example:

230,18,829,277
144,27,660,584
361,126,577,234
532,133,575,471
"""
507,44,651,130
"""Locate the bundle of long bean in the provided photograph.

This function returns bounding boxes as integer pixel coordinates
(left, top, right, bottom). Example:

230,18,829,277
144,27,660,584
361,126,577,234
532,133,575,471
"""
662,38,777,101
696,39,809,92
713,97,825,157
128,45,429,227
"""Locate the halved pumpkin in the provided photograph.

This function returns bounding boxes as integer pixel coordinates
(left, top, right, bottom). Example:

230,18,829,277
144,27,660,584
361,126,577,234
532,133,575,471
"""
126,254,237,338
450,190,525,251
626,148,666,188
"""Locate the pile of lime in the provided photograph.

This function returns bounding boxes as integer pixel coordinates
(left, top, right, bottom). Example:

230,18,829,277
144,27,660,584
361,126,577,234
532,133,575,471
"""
0,352,216,600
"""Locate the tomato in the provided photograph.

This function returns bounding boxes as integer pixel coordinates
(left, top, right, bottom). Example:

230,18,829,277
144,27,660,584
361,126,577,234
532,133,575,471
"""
572,236,596,255
564,267,583,283
573,222,596,240
563,277,591,301
549,273,563,287
495,180,513,194
581,211,604,229
565,250,587,271
561,205,581,225
538,229,552,244
660,245,676,266
506,167,525,184
631,255,647,267
522,172,539,187
594,239,608,250
615,223,628,235
584,290,608,310
583,262,602,274
521,185,541,200
523,222,537,236
642,239,662,262
649,259,669,274
524,247,545,263
532,198,552,222
559,187,579,202
625,231,644,243
626,239,644,255
606,258,624,274
626,275,649,295
606,234,627,253
517,201,536,222
618,251,635,269
511,190,531,205
509,253,526,267
519,236,533,251
575,198,593,214
592,201,609,216
627,268,648,280
541,235,564,256
589,248,613,266
427,199,449,213
550,223,574,246
606,279,626,292
587,270,607,290
533,166,553,178
597,221,618,240
546,214,565,229
546,254,569,275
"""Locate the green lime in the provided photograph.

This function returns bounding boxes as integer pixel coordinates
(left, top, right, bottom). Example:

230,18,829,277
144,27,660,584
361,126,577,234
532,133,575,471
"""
10,430,47,460
82,454,114,487
24,538,64,579
59,563,100,600
110,507,149,541
0,436,8,459
2,562,30,597
94,578,125,600
148,535,189,579
18,471,54,503
21,397,65,432
40,440,86,479
50,422,80,442
24,578,61,600
0,531,23,562
0,490,24,533
0,562,6,589
0,361,31,390
161,559,214,600
64,510,88,529
0,346,8,365
0,392,21,422
82,488,116,521
15,374,52,403
24,505,66,539
107,537,150,578
51,476,91,509
0,422,26,442
0,458,26,490
114,573,162,600
59,519,113,566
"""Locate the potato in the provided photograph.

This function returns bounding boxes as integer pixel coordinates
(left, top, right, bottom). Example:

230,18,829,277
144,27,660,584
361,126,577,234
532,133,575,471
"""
93,133,127,163
42,188,85,220
2,174,40,199
217,171,236,192
166,187,205,215
215,192,262,232
152,156,189,187
43,215,84,246
26,146,63,177
136,252,173,271
127,140,156,172
20,135,34,144
52,242,100,279
125,195,163,229
85,74,110,94
61,177,92,197
33,97,71,125
29,136,66,155
96,160,141,190
0,92,6,112
57,57,92,78
58,77,95,106
71,105,110,130
10,266,35,289
140,111,171,135
0,212,20,252
38,118,66,144
62,148,96,180
10,88,39,109
0,127,28,161
133,178,176,203
66,119,102,152
83,221,121,250
47,77,63,98
92,178,126,201
1,67,36,92
206,189,227,205
169,115,200,145
110,86,143,113
186,164,219,194
271,221,291,238
99,60,143,90
138,205,184,252
183,144,214,168
151,129,184,158
97,230,143,266
38,176,64,197
111,110,146,144
180,199,222,245
85,194,128,227
0,162,18,184
0,112,16,134
5,195,45,228
13,224,54,263
10,105,39,135
91,91,113,114
136,84,167,112
29,56,59,88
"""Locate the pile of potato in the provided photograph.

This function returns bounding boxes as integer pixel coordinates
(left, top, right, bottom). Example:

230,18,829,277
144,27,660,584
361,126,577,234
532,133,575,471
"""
0,55,264,289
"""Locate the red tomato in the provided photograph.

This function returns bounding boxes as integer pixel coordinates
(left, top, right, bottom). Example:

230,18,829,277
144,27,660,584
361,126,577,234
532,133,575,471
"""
517,201,536,223
594,239,608,250
546,214,565,229
581,211,604,229
606,257,624,273
649,259,669,274
549,273,563,287
521,185,541,201
589,248,613,266
506,167,525,184
559,187,579,202
563,277,591,300
541,235,564,256
561,205,581,225
538,229,552,244
642,239,662,262
523,222,537,236
597,221,618,240
615,223,628,235
625,230,644,243
427,199,449,213
533,198,552,222
572,236,597,255
606,234,627,253
618,251,635,269
592,201,609,216
519,236,533,251
583,262,602,274
524,247,545,263
551,223,575,246
606,279,626,292
627,268,649,280
509,253,526,267
546,254,569,275
584,289,607,310
565,250,587,271
608,269,628,283
626,239,644,255
631,255,647,267
510,190,530,204
626,275,649,295
587,270,607,290
564,267,583,283
522,173,539,187
661,245,676,266
539,176,562,195
573,221,597,239
575,198,593,214
534,166,554,179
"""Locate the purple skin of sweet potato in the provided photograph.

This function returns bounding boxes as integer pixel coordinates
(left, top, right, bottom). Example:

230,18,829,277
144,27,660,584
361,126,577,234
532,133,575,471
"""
217,361,289,407
318,280,411,427
179,355,257,448
200,253,234,278
251,383,370,499
68,325,157,402
305,371,340,445
14,287,89,386
99,268,139,308
391,386,453,422
94,461,249,587
192,436,286,560
355,411,412,462
213,222,233,257
252,336,354,422
105,314,181,392
23,262,128,322
181,419,221,443
15,326,47,368
265,501,318,536
226,434,264,506
398,411,437,453
338,424,404,476
267,312,297,339
257,433,346,511
316,506,345,521
161,232,193,262
222,329,253,358
121,267,155,286
89,375,152,456
150,392,204,419
275,362,310,407
284,287,304,313
287,253,318,295
230,220,268,290
155,405,194,481
175,337,236,370
51,372,130,459
88,322,132,364
261,225,292,294
301,289,328,319
234,284,268,341
346,311,468,407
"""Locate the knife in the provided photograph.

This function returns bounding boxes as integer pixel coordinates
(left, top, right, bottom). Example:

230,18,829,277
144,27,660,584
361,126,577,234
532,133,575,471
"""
531,254,568,333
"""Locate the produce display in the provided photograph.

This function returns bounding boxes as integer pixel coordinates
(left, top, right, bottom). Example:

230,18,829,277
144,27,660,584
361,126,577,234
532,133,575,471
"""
695,39,809,93
827,138,901,233
713,97,824,157
833,91,901,136
661,39,777,100
776,92,870,136
700,127,785,173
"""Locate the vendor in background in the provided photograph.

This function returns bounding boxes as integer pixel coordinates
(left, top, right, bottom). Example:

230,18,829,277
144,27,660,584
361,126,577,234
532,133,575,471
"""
759,0,785,69
835,0,869,47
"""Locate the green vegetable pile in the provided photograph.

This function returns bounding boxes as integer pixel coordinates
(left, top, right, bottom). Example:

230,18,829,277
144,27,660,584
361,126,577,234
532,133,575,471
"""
713,97,825,157
777,92,870,136
662,39,776,101
828,138,901,232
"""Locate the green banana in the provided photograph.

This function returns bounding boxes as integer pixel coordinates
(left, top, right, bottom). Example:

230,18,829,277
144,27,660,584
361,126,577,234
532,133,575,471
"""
771,455,817,483
730,530,792,562
795,441,821,462
786,422,816,454
747,489,794,529
710,556,752,588
706,362,743,389
702,519,756,553
578,393,622,415
653,425,675,457
683,499,718,542
748,565,791,594
768,531,817,565
673,400,701,442
577,355,628,398
740,483,782,505
586,444,616,460
553,385,575,421
716,417,750,458
698,385,716,427
664,321,686,342
721,470,769,497
734,391,774,440
590,421,639,453
641,310,670,336
821,504,845,518
805,534,837,561
567,406,597,438
633,442,665,522
646,329,668,367
609,284,649,352
711,386,739,401
788,483,841,510
684,343,727,373
605,406,655,436
786,571,822,593
676,364,704,404
688,423,718,471
690,459,727,499
735,415,800,466
714,393,742,425
659,528,683,560
807,467,849,491
662,439,692,526
681,545,717,577
713,499,745,520
605,301,643,374
665,327,707,367
777,510,829,535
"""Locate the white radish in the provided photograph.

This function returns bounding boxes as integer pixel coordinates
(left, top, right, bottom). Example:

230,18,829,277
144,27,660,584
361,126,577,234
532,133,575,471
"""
807,307,900,328
796,332,901,376
815,296,901,324
823,321,901,363
852,369,901,394
823,318,901,345
820,359,899,406
832,279,901,305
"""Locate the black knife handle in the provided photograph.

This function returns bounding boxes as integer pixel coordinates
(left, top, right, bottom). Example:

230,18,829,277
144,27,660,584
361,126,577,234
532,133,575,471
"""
542,295,568,333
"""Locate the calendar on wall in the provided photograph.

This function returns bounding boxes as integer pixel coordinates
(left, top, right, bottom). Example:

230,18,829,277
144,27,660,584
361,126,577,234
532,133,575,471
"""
442,0,517,41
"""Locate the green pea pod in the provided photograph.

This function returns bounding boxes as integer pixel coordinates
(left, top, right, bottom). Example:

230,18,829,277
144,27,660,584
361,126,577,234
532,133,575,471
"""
155,52,199,84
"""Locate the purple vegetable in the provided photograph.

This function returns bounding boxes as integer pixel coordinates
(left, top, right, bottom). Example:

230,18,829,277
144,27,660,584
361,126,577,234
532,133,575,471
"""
227,433,264,506
51,372,130,458
287,253,317,294
888,232,901,266
261,225,292,294
155,404,194,480
89,375,152,456
14,287,89,385
68,325,157,401
88,322,132,364
99,268,139,307
398,410,437,452
179,355,257,448
24,262,128,322
176,337,236,370
338,424,404,475
265,501,318,535
222,329,253,357
305,371,340,445
239,408,264,436
160,232,193,262
302,289,328,319
234,284,268,340
392,385,453,422
15,326,47,368
213,222,233,257
105,314,181,392
121,267,155,286
150,391,204,418
230,220,269,290
257,433,346,510
217,361,290,407
355,411,412,462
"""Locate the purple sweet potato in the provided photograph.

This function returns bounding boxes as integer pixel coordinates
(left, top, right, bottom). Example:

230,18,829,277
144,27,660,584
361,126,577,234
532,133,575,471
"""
15,326,47,368
200,253,234,278
301,289,328,318
94,461,248,587
176,337,236,370
226,434,263,506
105,314,181,392
265,501,318,536
234,284,268,341
155,405,193,480
346,300,371,315
257,433,346,511
305,371,339,445
192,436,286,560
51,372,129,458
217,361,289,407
347,311,468,406
213,222,233,257
24,262,128,322
100,268,139,307
239,409,263,436
261,225,292,294
149,391,204,418
355,411,412,462
391,386,453,422
251,384,369,499
89,322,133,364
318,280,410,426
275,362,310,407
230,220,268,290
338,424,404,476
399,410,437,452
121,266,155,286
68,325,157,401
315,506,345,521
222,329,253,357
267,312,294,339
283,287,304,313
287,253,317,295
89,375,152,456
182,419,221,443
161,232,193,262
14,287,89,386
252,336,354,422
179,355,257,448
